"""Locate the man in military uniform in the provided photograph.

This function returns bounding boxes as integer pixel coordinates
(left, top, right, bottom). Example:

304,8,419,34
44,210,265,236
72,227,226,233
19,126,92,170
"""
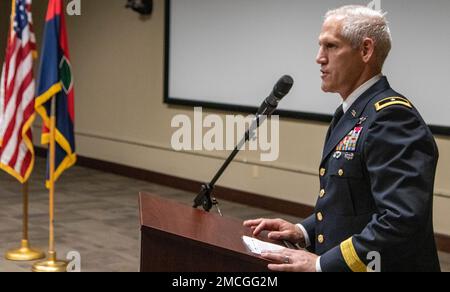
244,5,441,272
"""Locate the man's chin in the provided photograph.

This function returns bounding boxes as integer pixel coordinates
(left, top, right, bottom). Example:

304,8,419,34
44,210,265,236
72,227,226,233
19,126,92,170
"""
321,85,332,93
321,83,338,93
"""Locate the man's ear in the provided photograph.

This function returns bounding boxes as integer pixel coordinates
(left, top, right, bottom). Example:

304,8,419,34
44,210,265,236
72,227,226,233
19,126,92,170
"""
361,38,375,63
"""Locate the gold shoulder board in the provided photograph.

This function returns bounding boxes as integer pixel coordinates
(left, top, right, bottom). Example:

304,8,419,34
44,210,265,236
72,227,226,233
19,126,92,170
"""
375,97,413,112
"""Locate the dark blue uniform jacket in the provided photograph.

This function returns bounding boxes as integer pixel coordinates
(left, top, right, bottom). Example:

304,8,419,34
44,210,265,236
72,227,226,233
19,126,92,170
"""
302,77,441,272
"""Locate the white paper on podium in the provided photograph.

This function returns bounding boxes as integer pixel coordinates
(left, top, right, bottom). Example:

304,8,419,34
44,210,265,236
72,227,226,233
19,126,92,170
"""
242,236,285,255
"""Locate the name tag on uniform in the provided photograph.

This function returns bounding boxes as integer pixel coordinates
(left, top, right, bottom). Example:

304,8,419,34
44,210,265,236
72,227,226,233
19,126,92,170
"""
336,127,363,152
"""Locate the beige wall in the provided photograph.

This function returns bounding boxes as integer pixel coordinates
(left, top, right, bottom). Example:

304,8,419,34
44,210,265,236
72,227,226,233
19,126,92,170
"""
1,0,449,235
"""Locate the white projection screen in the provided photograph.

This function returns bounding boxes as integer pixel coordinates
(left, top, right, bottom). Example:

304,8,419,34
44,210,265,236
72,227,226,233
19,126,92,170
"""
165,0,450,134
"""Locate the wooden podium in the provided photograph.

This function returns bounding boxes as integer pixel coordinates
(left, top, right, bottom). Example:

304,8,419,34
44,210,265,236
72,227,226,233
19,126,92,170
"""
139,192,271,272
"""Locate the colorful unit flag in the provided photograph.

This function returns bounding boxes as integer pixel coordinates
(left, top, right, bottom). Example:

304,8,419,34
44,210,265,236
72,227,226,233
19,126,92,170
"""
0,0,37,183
35,0,76,187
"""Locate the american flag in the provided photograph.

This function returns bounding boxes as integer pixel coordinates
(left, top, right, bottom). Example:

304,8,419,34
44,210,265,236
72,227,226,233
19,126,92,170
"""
0,0,37,183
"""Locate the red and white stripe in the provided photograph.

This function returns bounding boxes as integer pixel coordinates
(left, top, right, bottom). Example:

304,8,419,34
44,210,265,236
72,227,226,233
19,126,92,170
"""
0,0,36,183
25,0,37,54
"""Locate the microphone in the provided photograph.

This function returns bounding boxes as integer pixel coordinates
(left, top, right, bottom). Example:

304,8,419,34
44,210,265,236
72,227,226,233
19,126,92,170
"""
193,75,294,213
256,75,294,117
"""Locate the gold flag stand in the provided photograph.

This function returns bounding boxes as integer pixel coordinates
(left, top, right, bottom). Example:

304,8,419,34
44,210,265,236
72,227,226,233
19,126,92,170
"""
32,98,68,272
5,182,45,261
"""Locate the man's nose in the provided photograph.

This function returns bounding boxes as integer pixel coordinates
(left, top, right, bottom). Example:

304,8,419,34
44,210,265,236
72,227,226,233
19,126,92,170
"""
316,48,327,65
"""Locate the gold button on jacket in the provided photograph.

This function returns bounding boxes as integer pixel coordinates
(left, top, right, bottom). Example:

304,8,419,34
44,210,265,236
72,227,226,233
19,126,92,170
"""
318,235,324,244
317,212,323,221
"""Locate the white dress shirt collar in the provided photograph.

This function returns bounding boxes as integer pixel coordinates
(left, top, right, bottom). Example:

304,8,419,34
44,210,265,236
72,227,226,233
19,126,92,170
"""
342,74,382,114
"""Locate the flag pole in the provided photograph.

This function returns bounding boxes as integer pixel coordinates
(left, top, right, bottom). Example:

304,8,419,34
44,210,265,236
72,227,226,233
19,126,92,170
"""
32,96,67,272
5,182,45,261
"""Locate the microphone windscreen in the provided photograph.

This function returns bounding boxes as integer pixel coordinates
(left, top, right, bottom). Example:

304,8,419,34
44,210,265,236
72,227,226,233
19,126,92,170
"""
273,75,294,99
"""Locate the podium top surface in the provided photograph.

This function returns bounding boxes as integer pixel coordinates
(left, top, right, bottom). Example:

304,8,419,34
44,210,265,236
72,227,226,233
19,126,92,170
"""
139,192,272,262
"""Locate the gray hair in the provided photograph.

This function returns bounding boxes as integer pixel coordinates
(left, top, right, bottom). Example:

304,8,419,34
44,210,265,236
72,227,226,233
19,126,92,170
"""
325,5,392,68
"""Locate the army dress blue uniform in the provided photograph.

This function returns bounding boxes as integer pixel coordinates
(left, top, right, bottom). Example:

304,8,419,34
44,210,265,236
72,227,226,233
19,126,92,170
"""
301,77,441,272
